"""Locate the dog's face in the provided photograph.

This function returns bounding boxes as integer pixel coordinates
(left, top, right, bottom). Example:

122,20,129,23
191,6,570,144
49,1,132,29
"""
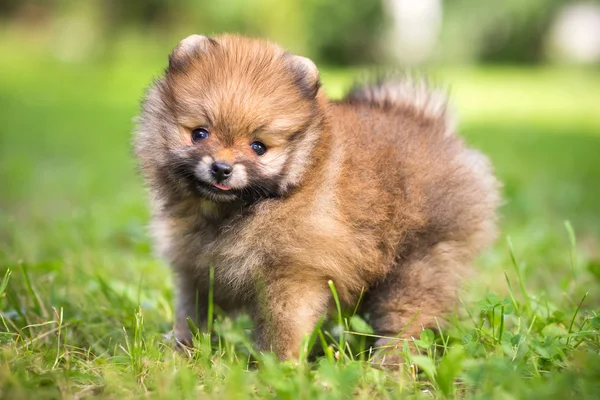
135,34,323,204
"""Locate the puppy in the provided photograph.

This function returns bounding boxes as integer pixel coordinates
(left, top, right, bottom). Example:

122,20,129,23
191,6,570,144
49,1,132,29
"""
134,34,500,360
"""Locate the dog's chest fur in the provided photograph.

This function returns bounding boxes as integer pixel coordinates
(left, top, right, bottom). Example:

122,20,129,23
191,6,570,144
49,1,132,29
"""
152,188,383,304
152,200,264,292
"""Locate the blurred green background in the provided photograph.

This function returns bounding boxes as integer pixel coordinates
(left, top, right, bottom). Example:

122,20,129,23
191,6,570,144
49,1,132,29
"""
3,0,600,65
0,1,600,397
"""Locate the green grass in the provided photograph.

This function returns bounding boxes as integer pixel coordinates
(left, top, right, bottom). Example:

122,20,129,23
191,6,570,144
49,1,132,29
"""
1,38,600,399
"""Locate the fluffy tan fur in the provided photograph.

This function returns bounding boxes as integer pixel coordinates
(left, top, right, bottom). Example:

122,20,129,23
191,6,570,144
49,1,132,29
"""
134,34,500,361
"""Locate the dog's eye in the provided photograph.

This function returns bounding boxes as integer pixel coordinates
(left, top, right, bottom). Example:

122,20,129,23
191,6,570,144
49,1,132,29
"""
191,128,209,142
250,141,267,156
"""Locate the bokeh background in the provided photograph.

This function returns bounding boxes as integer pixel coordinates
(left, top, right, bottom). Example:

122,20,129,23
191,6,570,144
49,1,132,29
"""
0,1,600,396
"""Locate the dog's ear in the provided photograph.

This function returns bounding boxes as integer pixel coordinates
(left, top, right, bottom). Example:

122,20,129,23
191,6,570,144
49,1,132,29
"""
285,54,321,99
168,34,217,73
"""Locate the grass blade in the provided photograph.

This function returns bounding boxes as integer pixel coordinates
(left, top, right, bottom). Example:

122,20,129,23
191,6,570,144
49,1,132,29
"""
566,291,588,346
564,220,577,281
328,279,345,360
507,236,531,311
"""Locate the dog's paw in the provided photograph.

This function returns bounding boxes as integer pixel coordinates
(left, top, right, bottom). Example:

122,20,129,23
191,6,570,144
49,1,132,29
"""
163,330,194,353
369,338,413,369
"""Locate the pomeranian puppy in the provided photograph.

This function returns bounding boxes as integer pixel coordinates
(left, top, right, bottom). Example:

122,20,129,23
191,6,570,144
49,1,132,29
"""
134,34,500,361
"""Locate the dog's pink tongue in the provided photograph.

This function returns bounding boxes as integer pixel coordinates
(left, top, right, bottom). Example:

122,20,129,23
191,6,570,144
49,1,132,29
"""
212,183,231,191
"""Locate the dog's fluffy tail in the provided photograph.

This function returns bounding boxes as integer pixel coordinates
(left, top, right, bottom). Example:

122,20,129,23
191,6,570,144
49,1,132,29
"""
344,76,456,135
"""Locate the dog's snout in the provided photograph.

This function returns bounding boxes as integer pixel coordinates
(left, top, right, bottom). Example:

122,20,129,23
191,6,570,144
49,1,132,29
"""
211,161,233,181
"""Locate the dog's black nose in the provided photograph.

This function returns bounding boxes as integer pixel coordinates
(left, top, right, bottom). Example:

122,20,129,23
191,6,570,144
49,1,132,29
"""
211,161,233,181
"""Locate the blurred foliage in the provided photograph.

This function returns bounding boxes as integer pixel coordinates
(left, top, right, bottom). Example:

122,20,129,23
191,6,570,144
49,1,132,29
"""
0,0,385,65
442,0,598,64
1,0,599,65
303,0,386,65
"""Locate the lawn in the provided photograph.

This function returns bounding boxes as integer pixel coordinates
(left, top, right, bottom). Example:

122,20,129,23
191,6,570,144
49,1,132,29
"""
1,40,599,399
